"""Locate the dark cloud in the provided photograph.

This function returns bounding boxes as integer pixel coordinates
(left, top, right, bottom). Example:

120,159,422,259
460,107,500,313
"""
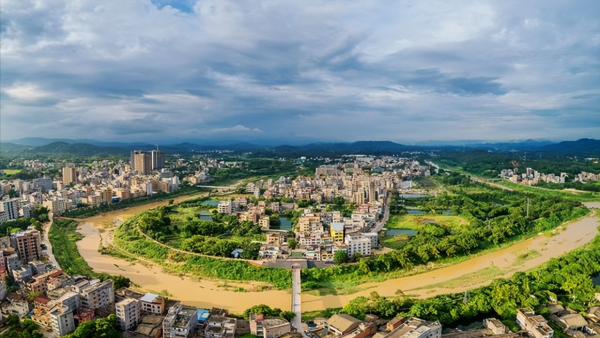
1,0,599,142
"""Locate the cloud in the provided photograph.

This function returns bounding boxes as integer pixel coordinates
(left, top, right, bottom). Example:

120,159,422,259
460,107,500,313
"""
1,0,599,142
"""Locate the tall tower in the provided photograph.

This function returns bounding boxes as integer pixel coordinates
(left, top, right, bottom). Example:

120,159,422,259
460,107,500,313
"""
131,151,152,175
62,167,77,185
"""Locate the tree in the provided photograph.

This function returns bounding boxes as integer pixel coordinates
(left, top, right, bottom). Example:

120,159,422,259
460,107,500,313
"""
333,250,349,264
288,238,298,249
280,311,296,321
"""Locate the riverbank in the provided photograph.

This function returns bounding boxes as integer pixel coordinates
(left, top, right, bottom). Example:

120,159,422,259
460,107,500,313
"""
72,199,599,313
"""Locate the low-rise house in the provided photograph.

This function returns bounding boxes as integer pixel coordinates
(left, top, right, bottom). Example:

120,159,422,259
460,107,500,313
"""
382,317,442,338
325,314,363,336
484,318,507,335
250,314,291,338
140,293,165,315
205,315,237,338
517,308,554,338
134,315,164,338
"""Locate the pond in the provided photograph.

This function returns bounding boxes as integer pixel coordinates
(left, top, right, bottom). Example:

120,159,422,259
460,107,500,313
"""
387,228,417,236
199,210,213,221
594,273,600,286
271,216,292,231
400,194,428,199
201,200,219,206
407,209,426,215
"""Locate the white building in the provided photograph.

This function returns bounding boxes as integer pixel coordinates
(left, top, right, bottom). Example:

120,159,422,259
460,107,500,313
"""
0,199,19,221
218,201,233,214
344,234,371,257
77,280,115,309
50,306,76,335
140,293,165,315
116,298,141,330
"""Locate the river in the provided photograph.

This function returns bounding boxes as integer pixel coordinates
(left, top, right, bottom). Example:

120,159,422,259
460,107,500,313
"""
73,200,600,314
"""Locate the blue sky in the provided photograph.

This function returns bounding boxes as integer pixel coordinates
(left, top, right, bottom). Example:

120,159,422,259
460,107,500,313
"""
1,0,599,143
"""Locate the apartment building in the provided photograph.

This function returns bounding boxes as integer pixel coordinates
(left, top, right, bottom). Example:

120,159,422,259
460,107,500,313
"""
330,222,345,242
0,199,19,221
116,298,141,330
77,280,115,309
62,167,77,185
517,308,554,338
163,302,198,338
140,293,165,315
50,306,76,335
10,227,42,263
131,151,153,175
344,234,371,257
218,201,233,214
205,315,237,338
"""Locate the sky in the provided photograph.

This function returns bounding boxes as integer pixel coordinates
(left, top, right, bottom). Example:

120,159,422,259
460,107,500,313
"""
1,0,599,144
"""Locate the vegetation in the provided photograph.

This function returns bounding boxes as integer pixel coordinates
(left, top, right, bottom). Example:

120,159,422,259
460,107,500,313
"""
49,219,131,289
339,234,600,325
302,173,589,290
112,216,292,289
243,304,295,321
63,314,122,338
0,315,44,338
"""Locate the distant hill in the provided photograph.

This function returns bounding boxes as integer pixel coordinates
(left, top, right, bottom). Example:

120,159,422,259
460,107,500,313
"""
0,142,33,153
23,142,129,156
536,138,600,157
467,139,556,151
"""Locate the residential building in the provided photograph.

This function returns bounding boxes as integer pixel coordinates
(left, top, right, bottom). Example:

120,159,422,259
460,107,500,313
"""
382,317,441,338
345,234,371,257
483,318,507,335
218,201,233,215
0,199,19,221
116,298,141,330
140,293,165,315
259,216,270,230
78,279,115,309
10,228,42,263
62,167,77,185
131,150,153,175
50,306,76,336
163,303,198,338
330,222,345,242
33,177,53,192
325,314,363,336
205,315,237,338
516,308,554,338
152,150,165,170
250,315,291,338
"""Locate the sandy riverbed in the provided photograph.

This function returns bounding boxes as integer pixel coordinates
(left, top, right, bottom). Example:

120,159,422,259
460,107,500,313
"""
74,200,599,313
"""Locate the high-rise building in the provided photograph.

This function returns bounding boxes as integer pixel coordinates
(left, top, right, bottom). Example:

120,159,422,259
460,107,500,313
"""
131,150,153,175
62,167,77,185
33,177,53,192
10,228,42,263
151,150,165,170
0,199,19,221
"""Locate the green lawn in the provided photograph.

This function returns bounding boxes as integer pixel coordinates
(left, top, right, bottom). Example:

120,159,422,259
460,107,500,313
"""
382,235,410,250
497,180,600,202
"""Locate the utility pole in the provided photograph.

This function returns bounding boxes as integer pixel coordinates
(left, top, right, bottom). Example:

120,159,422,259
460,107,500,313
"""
526,198,530,218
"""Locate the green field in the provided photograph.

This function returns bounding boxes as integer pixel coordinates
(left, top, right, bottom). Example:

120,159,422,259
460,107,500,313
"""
48,220,95,276
0,169,21,175
497,180,600,202
386,214,469,230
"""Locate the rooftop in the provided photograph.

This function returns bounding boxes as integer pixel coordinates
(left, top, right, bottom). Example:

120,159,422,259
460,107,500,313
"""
139,293,160,303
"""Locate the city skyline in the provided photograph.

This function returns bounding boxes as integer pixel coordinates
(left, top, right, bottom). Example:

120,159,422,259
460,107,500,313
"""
1,0,599,142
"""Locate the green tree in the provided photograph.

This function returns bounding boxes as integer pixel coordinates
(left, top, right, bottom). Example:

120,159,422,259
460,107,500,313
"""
333,250,349,264
288,238,298,249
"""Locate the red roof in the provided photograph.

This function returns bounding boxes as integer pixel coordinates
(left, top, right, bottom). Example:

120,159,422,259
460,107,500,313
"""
34,296,52,304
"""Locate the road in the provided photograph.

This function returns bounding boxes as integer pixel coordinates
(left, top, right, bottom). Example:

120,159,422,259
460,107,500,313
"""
371,192,391,233
42,213,61,270
291,264,307,337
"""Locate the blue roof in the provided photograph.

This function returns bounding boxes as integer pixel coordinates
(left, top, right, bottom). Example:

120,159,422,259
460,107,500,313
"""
197,309,210,322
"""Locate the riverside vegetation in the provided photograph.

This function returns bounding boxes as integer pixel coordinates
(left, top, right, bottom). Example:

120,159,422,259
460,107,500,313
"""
101,172,589,293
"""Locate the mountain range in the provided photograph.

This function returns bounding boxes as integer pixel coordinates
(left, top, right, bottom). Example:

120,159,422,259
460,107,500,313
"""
0,138,598,157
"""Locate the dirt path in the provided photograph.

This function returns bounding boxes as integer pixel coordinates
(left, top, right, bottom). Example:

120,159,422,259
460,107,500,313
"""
74,197,599,313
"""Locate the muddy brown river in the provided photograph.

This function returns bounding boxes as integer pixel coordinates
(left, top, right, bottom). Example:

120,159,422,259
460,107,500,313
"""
74,199,599,314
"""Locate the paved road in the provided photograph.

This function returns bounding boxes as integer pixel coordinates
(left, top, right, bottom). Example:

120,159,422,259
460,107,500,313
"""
372,193,391,233
42,214,61,270
291,264,308,338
